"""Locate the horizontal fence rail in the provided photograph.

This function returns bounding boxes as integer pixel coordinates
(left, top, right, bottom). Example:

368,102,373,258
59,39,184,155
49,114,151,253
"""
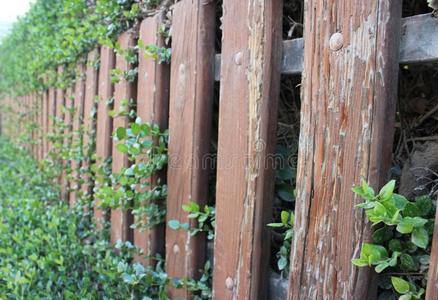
214,13,438,81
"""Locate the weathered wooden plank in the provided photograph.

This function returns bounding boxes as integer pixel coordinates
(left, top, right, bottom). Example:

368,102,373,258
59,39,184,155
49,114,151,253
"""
47,87,56,154
213,0,282,299
69,64,86,207
134,14,169,265
61,87,74,201
288,1,402,299
42,90,48,158
165,1,215,297
213,14,438,81
110,31,137,244
81,50,99,205
94,46,115,229
426,207,438,299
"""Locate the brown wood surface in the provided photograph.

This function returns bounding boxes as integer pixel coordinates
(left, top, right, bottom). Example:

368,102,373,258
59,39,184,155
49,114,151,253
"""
61,88,73,201
94,46,115,229
110,31,137,244
165,1,215,297
42,90,48,158
69,64,86,207
288,1,402,299
427,206,438,299
213,1,282,299
47,87,56,154
134,14,169,265
81,50,99,204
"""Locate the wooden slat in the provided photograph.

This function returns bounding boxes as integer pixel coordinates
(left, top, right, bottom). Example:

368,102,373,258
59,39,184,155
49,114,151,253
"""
95,46,115,229
61,87,73,201
213,14,438,81
69,64,86,207
288,1,402,299
134,14,169,265
55,68,66,196
81,50,99,205
213,0,282,299
47,87,56,154
110,31,137,244
42,90,48,158
165,1,215,297
426,207,438,299
166,0,216,298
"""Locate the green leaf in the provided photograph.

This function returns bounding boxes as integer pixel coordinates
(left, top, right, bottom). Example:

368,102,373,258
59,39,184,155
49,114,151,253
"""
115,127,127,140
396,219,414,234
392,194,408,210
281,211,289,225
378,180,395,201
168,220,180,230
372,226,393,243
415,196,433,217
116,144,129,154
403,202,420,217
411,227,428,249
391,276,410,294
400,253,416,271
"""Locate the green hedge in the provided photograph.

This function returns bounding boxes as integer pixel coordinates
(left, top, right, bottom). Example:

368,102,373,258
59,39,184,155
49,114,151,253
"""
0,0,166,96
0,139,170,299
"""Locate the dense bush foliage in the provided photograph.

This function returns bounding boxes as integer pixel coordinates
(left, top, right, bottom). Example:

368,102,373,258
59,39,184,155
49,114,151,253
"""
0,0,168,96
0,138,175,298
353,180,435,300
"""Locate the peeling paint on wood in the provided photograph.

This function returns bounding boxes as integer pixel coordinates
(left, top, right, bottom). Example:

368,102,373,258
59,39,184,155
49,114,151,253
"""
213,0,282,299
287,1,402,299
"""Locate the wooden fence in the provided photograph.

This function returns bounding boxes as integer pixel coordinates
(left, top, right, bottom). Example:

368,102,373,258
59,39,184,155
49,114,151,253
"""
2,1,438,299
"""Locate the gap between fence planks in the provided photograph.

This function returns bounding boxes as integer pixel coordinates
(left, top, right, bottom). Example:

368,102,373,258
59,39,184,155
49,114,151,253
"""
69,63,86,207
133,14,169,265
110,30,137,244
213,0,282,299
288,1,403,299
94,46,116,229
165,0,216,298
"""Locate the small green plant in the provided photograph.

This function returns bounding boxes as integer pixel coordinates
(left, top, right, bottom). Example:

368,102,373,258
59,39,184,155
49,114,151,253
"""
96,117,168,230
168,202,216,241
268,210,294,276
352,180,435,299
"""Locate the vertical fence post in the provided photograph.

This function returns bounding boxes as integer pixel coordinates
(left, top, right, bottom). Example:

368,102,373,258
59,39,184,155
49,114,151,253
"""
81,50,99,206
94,46,116,229
48,86,56,155
212,1,282,299
110,31,137,244
134,14,169,265
62,88,73,201
165,0,216,297
69,63,86,207
288,1,402,299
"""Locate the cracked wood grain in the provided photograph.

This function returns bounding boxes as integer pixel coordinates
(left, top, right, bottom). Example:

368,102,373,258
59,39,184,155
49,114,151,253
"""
287,1,402,299
213,0,282,299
